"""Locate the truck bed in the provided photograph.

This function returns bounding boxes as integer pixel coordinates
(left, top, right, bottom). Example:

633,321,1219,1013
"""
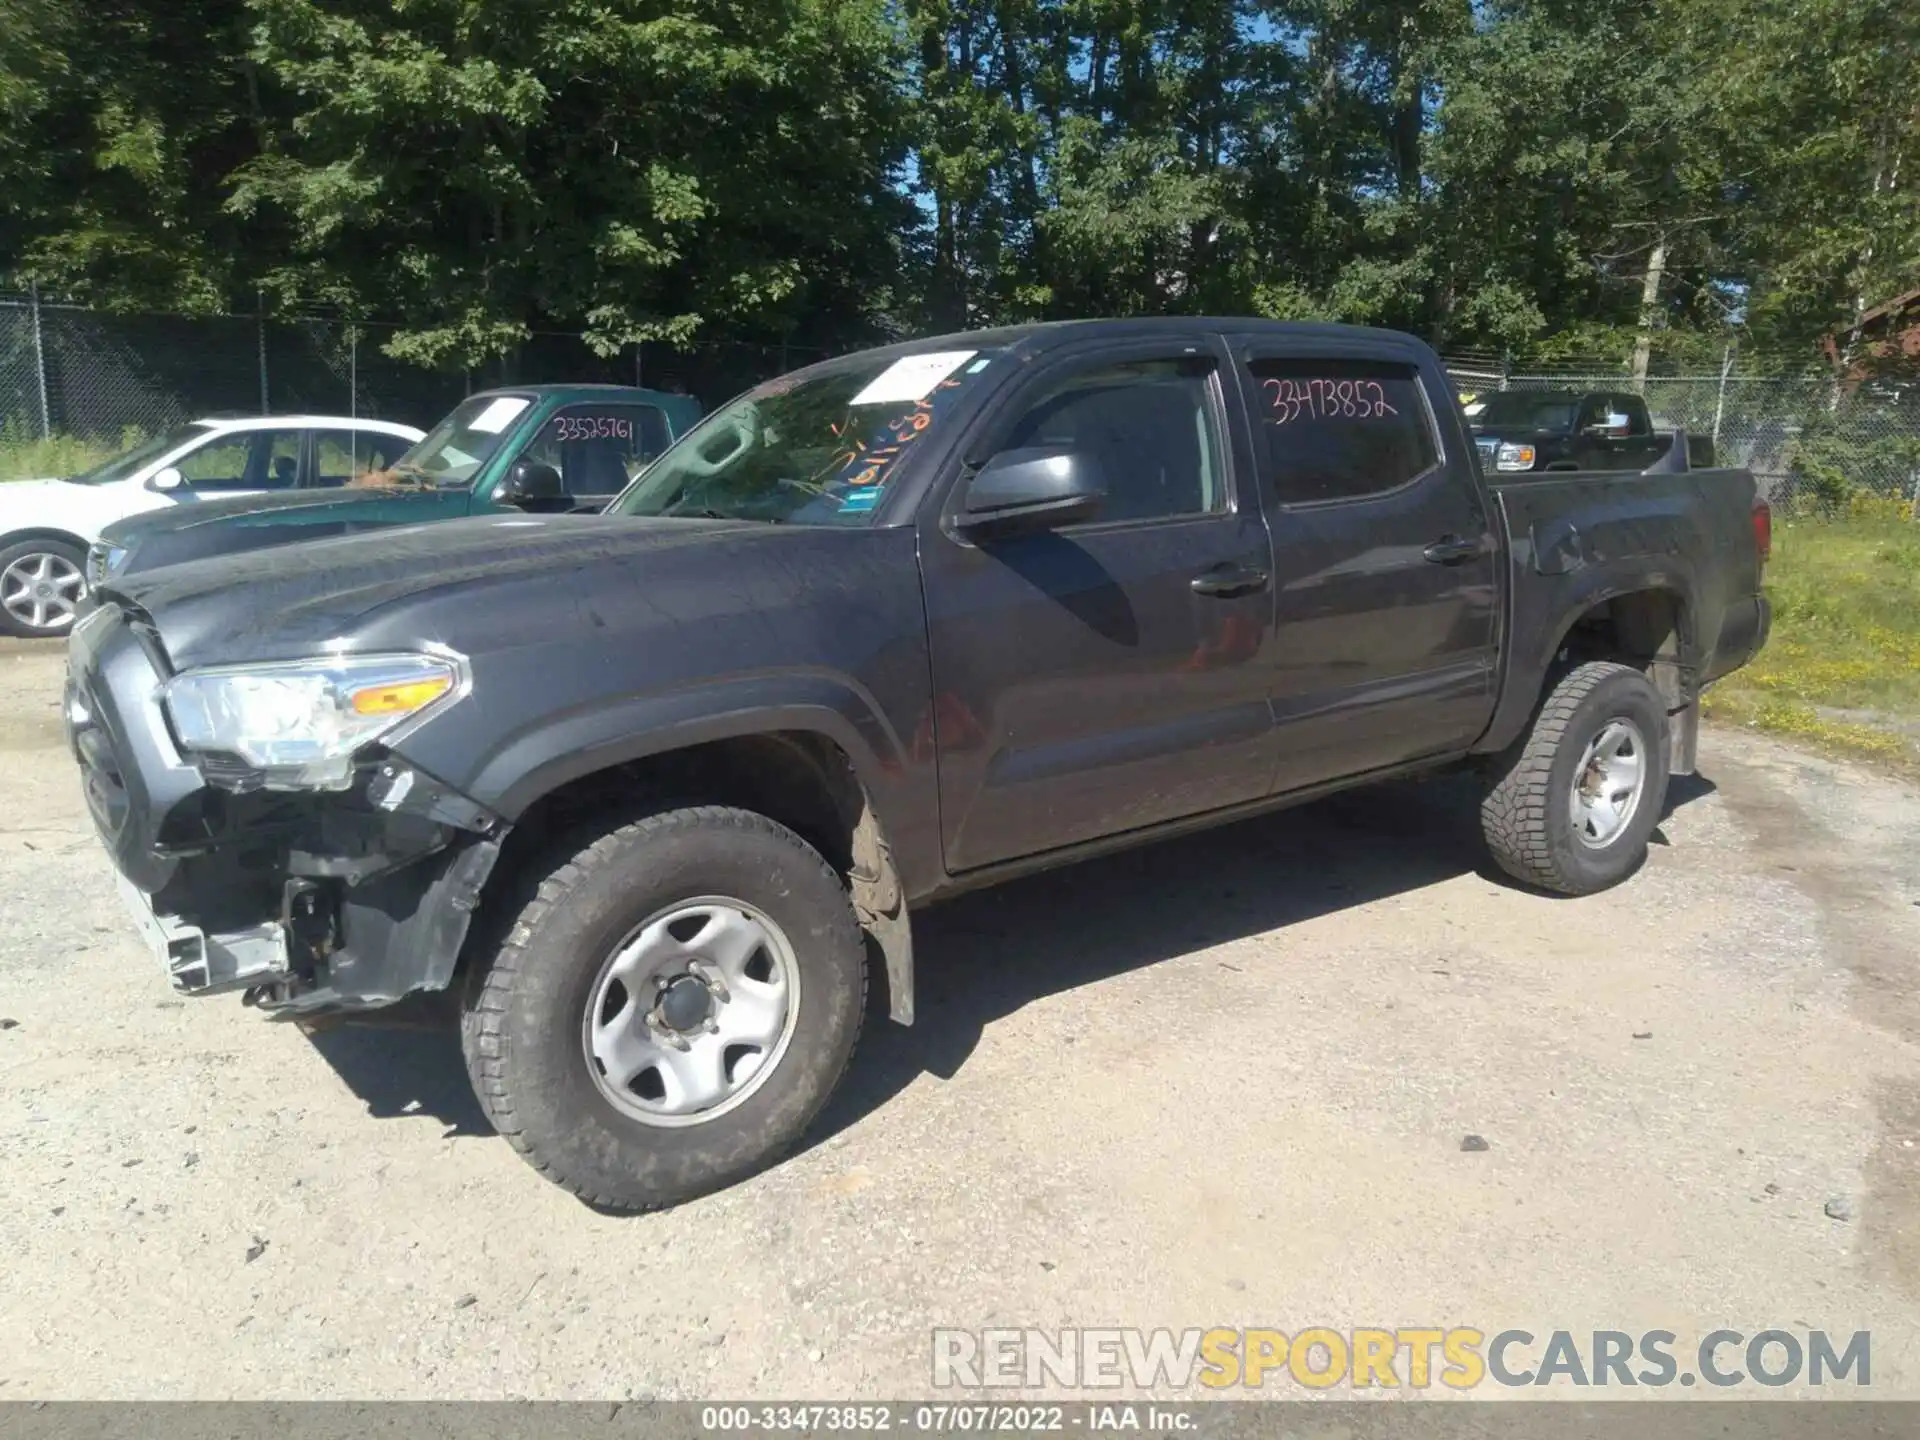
1480,464,1770,755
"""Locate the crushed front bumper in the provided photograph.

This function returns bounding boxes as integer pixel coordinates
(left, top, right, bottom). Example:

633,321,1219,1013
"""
67,605,507,1015
115,870,289,995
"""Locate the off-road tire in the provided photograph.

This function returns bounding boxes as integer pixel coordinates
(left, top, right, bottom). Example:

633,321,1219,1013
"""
1480,661,1671,896
461,805,867,1211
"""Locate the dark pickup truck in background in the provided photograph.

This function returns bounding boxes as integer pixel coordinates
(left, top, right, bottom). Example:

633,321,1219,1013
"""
67,318,1771,1211
1467,387,1714,475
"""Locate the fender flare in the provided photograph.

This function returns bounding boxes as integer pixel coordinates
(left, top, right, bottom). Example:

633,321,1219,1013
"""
452,671,921,1025
1481,563,1701,755
469,671,907,822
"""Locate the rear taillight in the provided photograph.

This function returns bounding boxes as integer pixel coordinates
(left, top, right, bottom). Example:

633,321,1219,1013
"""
1752,499,1772,567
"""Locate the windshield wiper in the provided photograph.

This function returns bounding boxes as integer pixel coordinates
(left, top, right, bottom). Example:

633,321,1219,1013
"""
660,506,786,524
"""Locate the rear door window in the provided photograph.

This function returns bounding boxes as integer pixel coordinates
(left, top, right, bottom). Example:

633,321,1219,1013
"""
1243,359,1439,504
174,429,304,492
171,434,253,491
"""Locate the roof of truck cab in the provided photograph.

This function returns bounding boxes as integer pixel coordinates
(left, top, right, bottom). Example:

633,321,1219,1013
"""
461,383,695,404
779,317,1438,375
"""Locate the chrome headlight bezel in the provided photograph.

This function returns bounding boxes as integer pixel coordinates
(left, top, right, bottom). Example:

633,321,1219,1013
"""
162,649,469,791
1494,442,1538,473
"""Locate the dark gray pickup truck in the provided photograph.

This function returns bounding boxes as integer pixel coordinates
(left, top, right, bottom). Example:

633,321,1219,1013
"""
66,318,1771,1210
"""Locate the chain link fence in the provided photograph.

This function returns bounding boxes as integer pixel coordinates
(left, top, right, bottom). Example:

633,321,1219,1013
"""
0,292,830,447
1446,362,1920,518
7,295,1916,518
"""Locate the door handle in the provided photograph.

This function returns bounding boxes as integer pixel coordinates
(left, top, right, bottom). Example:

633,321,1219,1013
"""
1191,564,1271,599
1422,535,1481,565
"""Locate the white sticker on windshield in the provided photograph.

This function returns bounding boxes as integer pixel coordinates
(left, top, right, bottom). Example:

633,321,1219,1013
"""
849,351,977,406
469,396,531,434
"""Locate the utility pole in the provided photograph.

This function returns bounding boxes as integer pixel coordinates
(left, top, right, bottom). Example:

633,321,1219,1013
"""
28,281,49,438
1711,342,1735,449
256,290,270,413
1631,237,1669,391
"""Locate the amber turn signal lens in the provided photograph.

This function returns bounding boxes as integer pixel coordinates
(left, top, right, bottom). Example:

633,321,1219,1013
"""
349,674,453,716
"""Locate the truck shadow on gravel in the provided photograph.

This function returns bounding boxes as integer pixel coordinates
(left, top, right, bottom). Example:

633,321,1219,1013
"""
299,769,1716,1145
299,994,488,1135
809,768,1715,1148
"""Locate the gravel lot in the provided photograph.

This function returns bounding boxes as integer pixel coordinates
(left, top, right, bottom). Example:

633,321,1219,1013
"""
3,633,1920,1401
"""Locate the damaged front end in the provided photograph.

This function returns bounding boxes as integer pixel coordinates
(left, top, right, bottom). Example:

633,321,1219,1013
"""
66,603,507,1017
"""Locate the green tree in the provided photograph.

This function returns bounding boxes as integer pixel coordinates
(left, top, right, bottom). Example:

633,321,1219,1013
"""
3,0,1914,385
232,0,913,369
0,0,268,311
1701,0,1920,369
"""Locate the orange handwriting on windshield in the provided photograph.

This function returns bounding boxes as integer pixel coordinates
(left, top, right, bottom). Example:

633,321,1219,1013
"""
824,377,962,487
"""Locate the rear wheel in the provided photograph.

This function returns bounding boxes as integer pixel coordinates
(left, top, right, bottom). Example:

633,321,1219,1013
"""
1480,661,1671,895
0,538,86,638
461,805,867,1211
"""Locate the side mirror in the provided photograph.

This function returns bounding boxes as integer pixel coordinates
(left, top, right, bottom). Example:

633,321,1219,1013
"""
956,447,1106,538
1585,413,1632,438
149,467,184,492
495,460,564,507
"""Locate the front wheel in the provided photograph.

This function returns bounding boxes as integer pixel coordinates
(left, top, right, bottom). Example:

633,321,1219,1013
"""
461,805,867,1211
0,537,87,638
1480,661,1671,895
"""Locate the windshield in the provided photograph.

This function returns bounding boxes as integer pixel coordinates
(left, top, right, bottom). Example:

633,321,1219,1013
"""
64,424,214,485
610,347,1006,525
391,393,536,487
1473,393,1580,431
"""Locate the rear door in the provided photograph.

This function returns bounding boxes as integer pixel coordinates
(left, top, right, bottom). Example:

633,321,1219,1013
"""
171,427,306,497
1229,341,1500,792
918,336,1278,872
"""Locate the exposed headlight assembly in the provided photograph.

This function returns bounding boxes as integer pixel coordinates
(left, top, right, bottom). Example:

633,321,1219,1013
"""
164,651,465,790
86,541,128,584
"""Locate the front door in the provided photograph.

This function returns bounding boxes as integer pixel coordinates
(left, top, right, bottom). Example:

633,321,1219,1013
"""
919,341,1277,873
1230,346,1500,791
510,400,676,513
171,428,307,498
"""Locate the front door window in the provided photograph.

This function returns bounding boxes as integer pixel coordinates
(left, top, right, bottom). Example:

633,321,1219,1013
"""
172,430,304,492
520,404,674,502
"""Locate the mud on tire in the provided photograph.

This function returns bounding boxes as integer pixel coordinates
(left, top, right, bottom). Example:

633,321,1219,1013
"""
460,805,867,1211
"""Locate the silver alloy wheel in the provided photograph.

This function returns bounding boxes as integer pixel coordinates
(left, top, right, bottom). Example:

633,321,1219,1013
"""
582,896,801,1128
0,550,85,633
1570,717,1648,849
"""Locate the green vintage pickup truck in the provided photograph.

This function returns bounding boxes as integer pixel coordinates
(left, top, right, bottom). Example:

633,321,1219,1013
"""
85,383,703,589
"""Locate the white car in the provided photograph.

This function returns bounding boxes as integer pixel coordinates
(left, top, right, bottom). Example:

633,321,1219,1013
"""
0,414,424,638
